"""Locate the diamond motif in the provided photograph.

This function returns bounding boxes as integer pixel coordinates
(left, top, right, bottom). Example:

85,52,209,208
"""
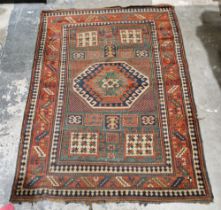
73,62,149,109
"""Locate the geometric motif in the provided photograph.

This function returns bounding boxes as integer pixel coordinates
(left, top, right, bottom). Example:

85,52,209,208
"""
67,115,82,125
73,52,85,60
106,132,119,143
85,114,102,126
141,115,155,125
33,146,46,158
125,133,153,157
104,44,117,57
120,29,143,44
122,114,138,127
76,31,98,47
135,49,149,57
105,115,120,130
70,132,98,155
73,62,149,109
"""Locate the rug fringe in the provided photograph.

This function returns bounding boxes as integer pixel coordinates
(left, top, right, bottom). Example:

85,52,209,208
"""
89,203,93,210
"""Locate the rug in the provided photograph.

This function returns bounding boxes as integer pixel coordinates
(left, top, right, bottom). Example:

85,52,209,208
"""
10,5,213,203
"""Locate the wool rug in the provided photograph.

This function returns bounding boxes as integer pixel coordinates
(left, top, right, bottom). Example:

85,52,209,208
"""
11,5,213,203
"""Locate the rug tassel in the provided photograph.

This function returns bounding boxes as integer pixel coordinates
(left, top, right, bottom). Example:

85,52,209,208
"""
89,203,93,210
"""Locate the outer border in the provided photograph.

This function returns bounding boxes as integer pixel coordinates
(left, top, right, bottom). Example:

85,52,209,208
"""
169,6,213,202
10,5,213,203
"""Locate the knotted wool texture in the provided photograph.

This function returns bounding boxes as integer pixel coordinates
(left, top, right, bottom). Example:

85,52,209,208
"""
11,5,213,203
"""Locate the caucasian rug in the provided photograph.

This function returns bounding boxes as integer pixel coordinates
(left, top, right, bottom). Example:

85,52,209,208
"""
11,5,213,203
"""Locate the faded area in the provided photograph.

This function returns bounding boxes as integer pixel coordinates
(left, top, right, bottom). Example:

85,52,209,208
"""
0,1,221,210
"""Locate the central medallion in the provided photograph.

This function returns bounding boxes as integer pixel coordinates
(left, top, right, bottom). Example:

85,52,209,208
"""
73,62,149,109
